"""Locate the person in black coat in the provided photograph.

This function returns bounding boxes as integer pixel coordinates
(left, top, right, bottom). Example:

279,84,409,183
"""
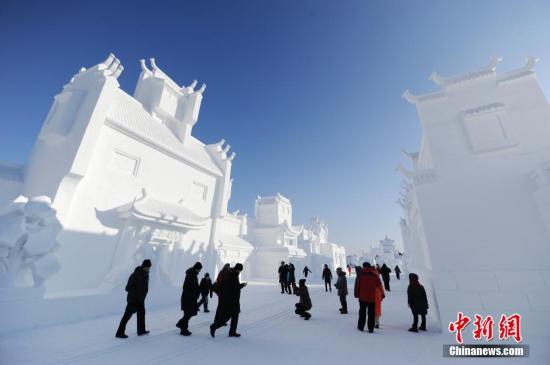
288,263,297,294
294,279,312,320
176,262,203,336
379,264,392,291
407,273,428,332
278,261,289,294
213,263,231,325
303,265,312,278
210,263,247,338
353,265,362,298
395,265,401,280
197,273,213,312
322,264,333,292
116,259,152,338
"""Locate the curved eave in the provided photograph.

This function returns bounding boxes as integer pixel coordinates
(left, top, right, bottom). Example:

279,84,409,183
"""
131,210,207,230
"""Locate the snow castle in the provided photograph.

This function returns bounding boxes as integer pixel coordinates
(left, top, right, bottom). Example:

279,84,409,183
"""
0,54,345,331
399,57,550,328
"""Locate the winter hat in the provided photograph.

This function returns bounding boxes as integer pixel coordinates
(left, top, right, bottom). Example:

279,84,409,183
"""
362,262,371,268
193,262,203,270
299,279,306,286
142,259,152,267
234,263,244,271
204,273,210,277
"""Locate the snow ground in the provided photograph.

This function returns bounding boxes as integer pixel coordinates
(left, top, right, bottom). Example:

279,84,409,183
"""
1,278,547,365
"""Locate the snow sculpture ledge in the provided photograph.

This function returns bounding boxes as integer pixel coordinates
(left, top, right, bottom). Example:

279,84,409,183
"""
0,196,62,288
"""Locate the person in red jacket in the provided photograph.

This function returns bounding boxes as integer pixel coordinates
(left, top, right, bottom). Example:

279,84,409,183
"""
355,262,383,333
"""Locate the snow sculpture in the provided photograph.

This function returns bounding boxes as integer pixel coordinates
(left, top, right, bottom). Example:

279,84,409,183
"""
399,56,550,329
0,196,62,287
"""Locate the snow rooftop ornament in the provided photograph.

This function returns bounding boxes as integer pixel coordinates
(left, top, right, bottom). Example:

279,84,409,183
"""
0,53,346,332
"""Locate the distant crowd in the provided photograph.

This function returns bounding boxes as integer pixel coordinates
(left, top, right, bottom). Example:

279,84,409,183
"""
280,261,427,333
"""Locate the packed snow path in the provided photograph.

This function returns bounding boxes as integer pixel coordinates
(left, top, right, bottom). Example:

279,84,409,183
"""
1,278,546,364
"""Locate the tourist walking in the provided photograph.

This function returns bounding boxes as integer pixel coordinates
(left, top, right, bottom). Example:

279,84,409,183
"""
407,273,428,332
294,279,312,320
210,263,247,338
380,263,392,291
395,265,401,280
322,264,333,292
303,265,312,278
355,262,383,333
197,272,213,312
116,259,152,338
334,267,348,314
213,263,231,325
176,262,202,336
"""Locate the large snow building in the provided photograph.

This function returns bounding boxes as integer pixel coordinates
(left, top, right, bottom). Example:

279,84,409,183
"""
399,57,550,327
0,54,345,301
246,194,346,280
0,54,254,294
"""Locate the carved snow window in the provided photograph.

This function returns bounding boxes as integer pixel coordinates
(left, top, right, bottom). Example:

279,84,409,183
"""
462,109,517,153
42,90,85,139
111,150,140,177
191,182,208,201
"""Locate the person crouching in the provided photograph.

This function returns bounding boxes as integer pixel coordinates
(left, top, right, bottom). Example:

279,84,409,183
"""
295,279,312,320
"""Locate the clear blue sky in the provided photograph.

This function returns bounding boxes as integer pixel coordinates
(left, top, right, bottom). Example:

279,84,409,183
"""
1,0,550,254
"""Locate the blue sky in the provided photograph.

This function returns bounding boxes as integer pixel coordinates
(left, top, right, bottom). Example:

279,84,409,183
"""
1,0,550,254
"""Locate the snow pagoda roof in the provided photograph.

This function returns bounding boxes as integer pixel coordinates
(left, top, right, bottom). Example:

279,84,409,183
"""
252,220,303,236
216,233,254,251
116,192,208,230
402,56,539,105
106,90,223,176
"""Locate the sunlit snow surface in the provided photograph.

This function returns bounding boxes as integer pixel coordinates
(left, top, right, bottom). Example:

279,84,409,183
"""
1,279,548,364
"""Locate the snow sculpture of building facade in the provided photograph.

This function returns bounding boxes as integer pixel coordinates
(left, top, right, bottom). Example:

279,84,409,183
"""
0,54,254,295
359,236,402,269
246,194,306,279
301,217,347,272
399,57,550,328
246,195,346,280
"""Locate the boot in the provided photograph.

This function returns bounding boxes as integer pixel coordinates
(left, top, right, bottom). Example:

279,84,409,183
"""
229,332,241,337
180,329,192,336
408,327,419,333
115,332,128,339
137,330,150,336
210,325,216,338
